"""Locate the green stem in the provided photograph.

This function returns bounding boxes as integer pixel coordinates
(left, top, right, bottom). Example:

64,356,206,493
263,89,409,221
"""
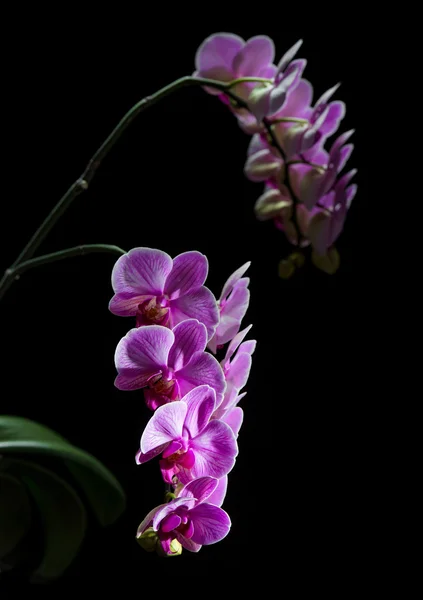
262,118,303,244
0,76,249,301
1,245,126,293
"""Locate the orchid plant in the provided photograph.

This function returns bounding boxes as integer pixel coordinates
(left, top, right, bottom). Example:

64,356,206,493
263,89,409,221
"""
0,31,356,572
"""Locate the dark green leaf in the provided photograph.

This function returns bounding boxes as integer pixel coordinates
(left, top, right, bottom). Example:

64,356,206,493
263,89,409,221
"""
0,416,125,526
7,459,87,582
0,473,32,559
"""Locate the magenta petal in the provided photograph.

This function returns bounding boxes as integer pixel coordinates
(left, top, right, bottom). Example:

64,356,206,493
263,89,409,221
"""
170,287,219,342
137,503,168,536
164,251,208,300
220,262,251,301
162,440,182,458
183,385,216,438
161,513,182,533
168,319,207,371
177,351,226,407
140,401,187,454
152,497,196,530
114,326,174,391
222,407,244,437
189,503,231,545
206,475,228,507
232,35,275,76
111,248,172,296
188,420,238,481
136,443,168,465
177,476,219,505
109,291,151,317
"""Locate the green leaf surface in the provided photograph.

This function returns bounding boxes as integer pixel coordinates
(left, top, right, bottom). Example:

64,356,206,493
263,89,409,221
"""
0,416,125,526
7,459,87,582
0,473,32,559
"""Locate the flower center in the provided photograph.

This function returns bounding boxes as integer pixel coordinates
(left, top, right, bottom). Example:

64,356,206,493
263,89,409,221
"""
148,373,176,397
136,297,169,327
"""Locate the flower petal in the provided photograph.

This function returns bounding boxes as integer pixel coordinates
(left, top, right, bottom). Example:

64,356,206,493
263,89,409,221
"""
220,262,251,301
152,497,195,530
224,324,253,363
140,401,187,454
216,280,250,346
183,385,216,439
189,503,231,545
109,291,152,317
135,443,168,465
206,475,228,507
137,503,168,536
221,407,244,437
244,149,283,182
232,35,275,76
187,420,238,481
176,533,202,552
177,476,219,505
111,248,172,296
114,326,174,391
170,287,219,342
195,32,244,84
177,352,226,406
168,319,207,371
277,39,303,74
164,251,208,300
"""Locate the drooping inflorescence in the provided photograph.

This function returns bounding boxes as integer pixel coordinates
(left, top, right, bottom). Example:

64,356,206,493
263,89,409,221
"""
110,247,254,555
195,33,357,276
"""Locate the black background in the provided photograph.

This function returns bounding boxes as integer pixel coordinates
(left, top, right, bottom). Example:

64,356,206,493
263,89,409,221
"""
1,10,375,594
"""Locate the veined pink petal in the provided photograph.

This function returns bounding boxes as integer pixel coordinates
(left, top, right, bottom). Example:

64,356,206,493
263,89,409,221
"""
152,497,196,531
137,503,168,536
164,251,208,300
177,351,226,407
206,475,228,507
216,281,250,346
109,292,153,317
114,326,174,390
111,247,172,296
186,420,238,482
177,476,219,506
183,385,216,439
176,533,202,552
135,443,168,465
140,401,187,454
189,503,231,545
170,287,219,342
167,319,207,371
